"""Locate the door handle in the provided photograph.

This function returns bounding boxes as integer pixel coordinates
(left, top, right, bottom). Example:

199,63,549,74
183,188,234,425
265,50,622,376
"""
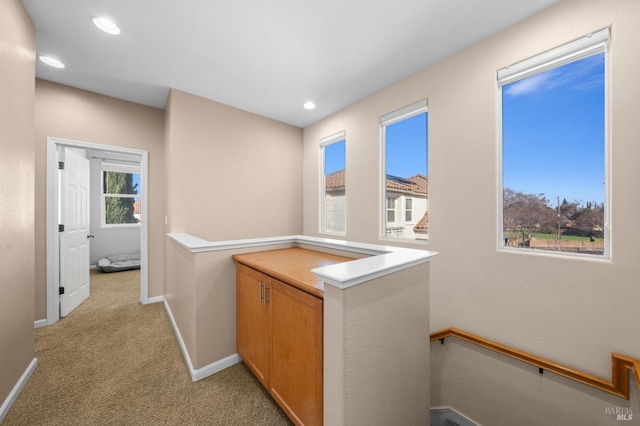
87,234,95,239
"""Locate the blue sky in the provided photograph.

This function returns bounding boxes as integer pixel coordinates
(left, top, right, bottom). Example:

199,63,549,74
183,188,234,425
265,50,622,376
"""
386,112,428,178
130,173,141,201
324,52,604,207
324,140,345,175
324,113,428,178
502,52,605,206
133,173,141,192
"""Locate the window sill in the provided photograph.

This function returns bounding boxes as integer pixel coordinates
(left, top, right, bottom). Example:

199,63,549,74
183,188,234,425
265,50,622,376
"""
99,224,141,230
498,246,610,262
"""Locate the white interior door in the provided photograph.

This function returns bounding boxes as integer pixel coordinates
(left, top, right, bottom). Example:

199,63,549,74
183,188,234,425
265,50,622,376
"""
59,148,91,317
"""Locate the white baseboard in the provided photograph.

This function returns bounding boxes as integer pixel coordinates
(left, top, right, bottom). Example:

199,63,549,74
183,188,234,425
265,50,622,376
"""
192,353,241,382
161,297,240,382
146,295,164,304
0,358,38,422
430,407,478,426
160,297,196,376
34,319,47,329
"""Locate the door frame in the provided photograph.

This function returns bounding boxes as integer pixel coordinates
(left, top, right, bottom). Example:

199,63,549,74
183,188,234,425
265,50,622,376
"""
46,136,149,325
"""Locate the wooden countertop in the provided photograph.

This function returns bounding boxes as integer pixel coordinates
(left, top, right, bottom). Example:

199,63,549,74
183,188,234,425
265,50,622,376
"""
233,248,354,298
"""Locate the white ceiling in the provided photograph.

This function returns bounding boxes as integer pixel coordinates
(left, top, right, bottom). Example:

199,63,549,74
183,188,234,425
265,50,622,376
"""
22,0,561,128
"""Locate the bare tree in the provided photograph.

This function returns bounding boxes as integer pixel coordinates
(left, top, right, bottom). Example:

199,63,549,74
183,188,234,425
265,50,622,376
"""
573,207,604,238
503,189,556,242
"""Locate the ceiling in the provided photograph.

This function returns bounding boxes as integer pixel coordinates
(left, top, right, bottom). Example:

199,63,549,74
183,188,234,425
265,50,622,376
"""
22,0,561,128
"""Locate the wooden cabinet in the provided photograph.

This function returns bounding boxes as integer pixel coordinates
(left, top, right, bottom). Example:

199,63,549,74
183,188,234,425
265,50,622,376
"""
234,248,352,426
236,264,271,386
269,278,323,425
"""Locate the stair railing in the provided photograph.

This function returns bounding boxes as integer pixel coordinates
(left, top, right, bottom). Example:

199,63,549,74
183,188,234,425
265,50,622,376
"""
431,327,640,399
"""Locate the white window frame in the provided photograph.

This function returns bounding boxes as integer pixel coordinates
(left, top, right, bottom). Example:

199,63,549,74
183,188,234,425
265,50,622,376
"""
101,161,141,228
320,131,346,235
380,99,428,241
386,196,397,224
405,198,413,223
497,28,611,259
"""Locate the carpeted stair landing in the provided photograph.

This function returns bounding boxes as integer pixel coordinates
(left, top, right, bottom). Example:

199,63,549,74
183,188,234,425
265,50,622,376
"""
4,269,292,425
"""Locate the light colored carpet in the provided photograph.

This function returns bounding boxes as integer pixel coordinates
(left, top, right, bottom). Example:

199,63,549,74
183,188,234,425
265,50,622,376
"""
4,269,292,425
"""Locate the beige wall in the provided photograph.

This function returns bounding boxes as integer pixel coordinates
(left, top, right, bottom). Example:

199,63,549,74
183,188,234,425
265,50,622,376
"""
163,89,303,370
165,239,294,371
164,89,303,241
0,0,35,407
304,0,640,422
192,243,294,368
324,263,430,425
164,238,197,360
34,80,166,319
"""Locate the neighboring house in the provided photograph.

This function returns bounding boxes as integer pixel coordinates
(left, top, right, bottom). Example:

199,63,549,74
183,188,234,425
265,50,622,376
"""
413,209,429,238
133,200,142,223
324,169,346,233
385,174,428,240
325,170,428,239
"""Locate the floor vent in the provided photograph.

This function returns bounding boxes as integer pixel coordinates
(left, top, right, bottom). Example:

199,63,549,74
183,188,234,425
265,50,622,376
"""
430,407,477,426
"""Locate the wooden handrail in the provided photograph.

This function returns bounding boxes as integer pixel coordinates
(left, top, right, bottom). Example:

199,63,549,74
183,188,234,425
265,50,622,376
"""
430,327,640,400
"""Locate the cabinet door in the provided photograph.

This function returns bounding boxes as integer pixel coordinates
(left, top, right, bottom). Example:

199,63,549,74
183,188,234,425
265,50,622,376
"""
236,264,270,387
269,279,323,426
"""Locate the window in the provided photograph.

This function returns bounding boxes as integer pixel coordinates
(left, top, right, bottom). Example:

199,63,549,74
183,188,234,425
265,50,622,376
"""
381,100,428,241
499,28,609,257
387,197,397,223
321,132,346,234
101,162,141,227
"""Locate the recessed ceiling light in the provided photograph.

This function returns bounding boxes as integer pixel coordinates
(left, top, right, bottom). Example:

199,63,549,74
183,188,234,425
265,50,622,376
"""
303,101,316,110
39,56,65,69
92,16,121,35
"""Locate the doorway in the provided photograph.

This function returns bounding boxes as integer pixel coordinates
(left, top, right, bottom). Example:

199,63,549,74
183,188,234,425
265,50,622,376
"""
46,137,150,325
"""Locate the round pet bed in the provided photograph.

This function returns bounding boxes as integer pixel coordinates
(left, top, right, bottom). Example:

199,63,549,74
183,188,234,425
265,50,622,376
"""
96,253,141,273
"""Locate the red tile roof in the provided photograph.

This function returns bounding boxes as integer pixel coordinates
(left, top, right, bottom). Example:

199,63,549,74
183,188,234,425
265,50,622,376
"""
325,169,345,190
324,170,429,233
386,174,427,196
326,170,428,196
413,211,428,232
